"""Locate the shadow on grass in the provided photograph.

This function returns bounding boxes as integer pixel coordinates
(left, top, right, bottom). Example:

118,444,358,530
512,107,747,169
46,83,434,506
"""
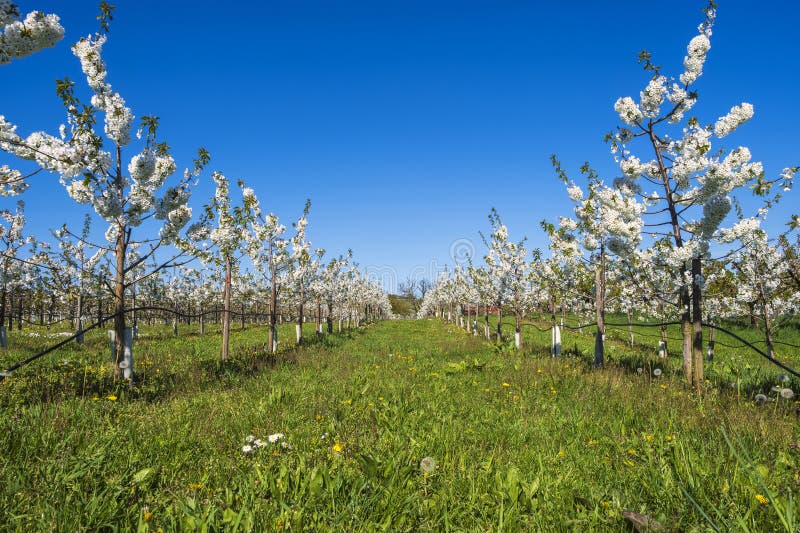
0,325,373,407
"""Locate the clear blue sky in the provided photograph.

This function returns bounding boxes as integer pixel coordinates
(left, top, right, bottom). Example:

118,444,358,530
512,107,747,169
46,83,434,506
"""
2,1,798,292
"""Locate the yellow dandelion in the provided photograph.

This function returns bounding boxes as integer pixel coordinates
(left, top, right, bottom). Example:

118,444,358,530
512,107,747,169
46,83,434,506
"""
627,449,637,456
106,395,117,401
502,382,510,388
601,501,611,508
536,368,543,374
644,434,654,442
557,449,566,458
188,483,203,490
332,442,343,454
315,414,323,422
587,439,598,446
660,384,668,389
755,493,769,505
550,388,557,395
722,481,729,493
92,396,99,401
484,388,491,393
378,396,384,401
143,511,153,522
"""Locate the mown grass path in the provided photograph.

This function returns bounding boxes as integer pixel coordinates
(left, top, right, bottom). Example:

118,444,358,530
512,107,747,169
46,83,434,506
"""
1,319,798,531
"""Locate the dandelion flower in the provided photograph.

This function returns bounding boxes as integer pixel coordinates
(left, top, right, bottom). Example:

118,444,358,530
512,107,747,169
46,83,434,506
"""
755,493,769,505
653,368,662,377
419,456,437,474
107,395,117,401
502,382,510,388
780,388,795,400
755,393,768,404
332,442,343,454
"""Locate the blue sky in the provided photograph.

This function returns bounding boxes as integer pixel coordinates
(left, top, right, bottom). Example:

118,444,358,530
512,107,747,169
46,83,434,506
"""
1,1,798,291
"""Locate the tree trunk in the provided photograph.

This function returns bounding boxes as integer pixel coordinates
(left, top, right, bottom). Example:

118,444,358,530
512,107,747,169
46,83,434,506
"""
16,291,22,331
484,304,490,340
496,306,502,342
113,225,127,379
316,297,322,336
269,263,278,354
221,256,231,362
627,309,634,347
691,256,703,394
297,287,304,346
706,321,715,361
514,311,522,350
681,284,692,384
762,300,775,360
594,246,606,368
97,292,103,328
76,291,84,344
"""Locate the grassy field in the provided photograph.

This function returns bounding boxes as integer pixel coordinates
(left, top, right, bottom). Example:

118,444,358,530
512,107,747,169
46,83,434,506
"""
1,318,799,531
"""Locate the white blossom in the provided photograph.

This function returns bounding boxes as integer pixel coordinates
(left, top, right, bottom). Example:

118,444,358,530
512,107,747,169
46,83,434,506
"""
713,103,754,138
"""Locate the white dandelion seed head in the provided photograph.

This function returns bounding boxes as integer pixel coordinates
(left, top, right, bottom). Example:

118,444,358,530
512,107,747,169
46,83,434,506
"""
420,456,437,474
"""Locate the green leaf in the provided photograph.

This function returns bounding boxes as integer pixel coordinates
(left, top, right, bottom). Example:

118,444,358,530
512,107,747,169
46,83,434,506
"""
131,468,152,485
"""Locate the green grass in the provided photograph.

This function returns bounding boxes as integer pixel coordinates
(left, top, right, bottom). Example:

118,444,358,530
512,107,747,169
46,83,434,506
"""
1,318,799,531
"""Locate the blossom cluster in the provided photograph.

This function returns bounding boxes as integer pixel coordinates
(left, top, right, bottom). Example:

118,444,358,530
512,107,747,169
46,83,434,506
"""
0,7,63,65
